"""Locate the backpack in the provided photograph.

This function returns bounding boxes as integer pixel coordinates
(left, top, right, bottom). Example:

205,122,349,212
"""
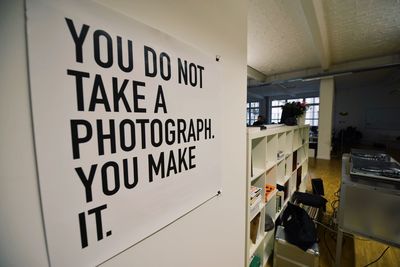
281,203,317,251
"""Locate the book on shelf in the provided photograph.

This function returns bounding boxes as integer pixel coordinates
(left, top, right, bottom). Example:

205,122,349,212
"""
250,213,261,244
250,185,261,195
250,153,253,177
249,255,261,267
250,186,262,198
296,166,302,190
250,195,262,209
250,186,262,208
276,190,284,212
283,181,289,200
277,183,289,200
265,184,276,202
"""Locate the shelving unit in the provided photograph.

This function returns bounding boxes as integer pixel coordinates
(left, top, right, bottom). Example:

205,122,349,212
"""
246,124,310,267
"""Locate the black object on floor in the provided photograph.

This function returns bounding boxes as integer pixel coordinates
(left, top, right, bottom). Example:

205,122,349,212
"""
281,203,317,251
311,178,325,195
265,214,274,232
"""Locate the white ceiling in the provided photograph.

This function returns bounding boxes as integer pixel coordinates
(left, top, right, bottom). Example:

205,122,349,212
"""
248,0,320,75
327,0,400,64
248,0,400,86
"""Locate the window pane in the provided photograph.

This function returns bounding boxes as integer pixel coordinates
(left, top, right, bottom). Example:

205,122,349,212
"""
247,103,250,108
278,100,286,106
306,97,314,104
306,108,313,119
272,100,279,106
271,107,280,114
314,97,319,104
254,102,259,107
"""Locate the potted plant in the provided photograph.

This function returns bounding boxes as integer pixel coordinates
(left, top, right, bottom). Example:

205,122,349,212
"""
280,101,308,125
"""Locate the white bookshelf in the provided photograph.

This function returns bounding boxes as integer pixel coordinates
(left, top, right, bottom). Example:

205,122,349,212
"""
246,124,310,267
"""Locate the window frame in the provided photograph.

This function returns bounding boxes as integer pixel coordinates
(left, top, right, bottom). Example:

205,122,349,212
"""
247,101,260,125
270,97,319,126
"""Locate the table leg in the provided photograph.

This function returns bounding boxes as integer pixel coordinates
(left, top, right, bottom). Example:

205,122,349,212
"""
335,228,343,267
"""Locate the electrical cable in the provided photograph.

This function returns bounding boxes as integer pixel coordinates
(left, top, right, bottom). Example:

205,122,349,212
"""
362,246,390,267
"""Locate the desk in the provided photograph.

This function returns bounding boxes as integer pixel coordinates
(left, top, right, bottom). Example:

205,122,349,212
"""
335,154,400,266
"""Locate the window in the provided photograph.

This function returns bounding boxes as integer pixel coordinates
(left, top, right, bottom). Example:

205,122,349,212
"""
247,101,260,125
270,100,286,124
270,97,319,126
305,97,319,126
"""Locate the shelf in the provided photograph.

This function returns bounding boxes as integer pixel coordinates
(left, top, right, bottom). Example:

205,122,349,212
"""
276,156,285,164
275,198,290,221
293,144,303,152
249,232,266,259
250,200,265,221
250,167,266,182
246,125,310,263
263,230,275,265
265,161,276,171
301,174,307,183
265,188,277,203
291,158,308,175
264,229,275,243
277,175,290,186
299,158,307,166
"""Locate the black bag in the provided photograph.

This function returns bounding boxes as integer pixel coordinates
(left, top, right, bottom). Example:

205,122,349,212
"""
281,203,317,251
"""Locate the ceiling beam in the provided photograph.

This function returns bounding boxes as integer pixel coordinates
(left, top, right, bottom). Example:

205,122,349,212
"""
247,65,267,82
247,91,265,100
260,54,400,85
300,0,331,70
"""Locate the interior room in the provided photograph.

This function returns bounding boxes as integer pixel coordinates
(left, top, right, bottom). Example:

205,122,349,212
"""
247,0,400,266
0,1,399,267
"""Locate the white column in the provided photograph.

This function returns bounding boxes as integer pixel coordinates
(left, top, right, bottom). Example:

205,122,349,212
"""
317,77,334,159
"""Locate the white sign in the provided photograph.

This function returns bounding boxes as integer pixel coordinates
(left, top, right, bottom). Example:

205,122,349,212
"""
26,0,221,266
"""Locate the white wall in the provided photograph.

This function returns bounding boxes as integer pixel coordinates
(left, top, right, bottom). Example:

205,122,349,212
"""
0,1,49,266
334,78,400,147
318,78,334,160
0,1,247,266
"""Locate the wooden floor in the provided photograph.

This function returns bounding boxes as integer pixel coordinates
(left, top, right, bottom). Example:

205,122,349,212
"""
308,157,400,267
